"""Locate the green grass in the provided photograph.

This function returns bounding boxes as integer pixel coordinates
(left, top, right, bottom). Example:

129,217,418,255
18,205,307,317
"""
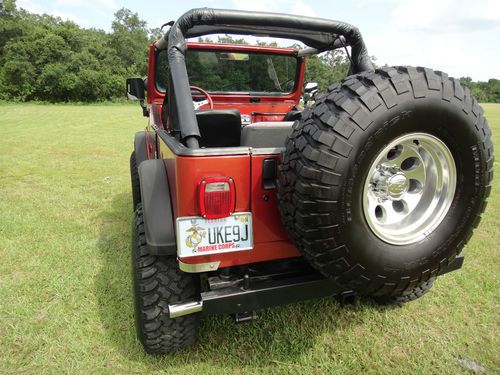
0,103,498,374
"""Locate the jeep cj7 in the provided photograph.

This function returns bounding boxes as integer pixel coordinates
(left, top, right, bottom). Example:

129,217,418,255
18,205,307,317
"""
125,8,493,353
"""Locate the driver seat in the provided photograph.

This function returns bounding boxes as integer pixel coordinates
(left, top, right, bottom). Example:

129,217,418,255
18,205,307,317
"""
196,109,242,148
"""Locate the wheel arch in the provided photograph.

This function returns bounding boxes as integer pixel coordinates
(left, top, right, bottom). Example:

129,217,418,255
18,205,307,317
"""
137,159,177,255
134,131,157,167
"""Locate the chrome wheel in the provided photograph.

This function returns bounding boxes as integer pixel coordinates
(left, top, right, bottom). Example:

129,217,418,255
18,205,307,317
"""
363,133,456,245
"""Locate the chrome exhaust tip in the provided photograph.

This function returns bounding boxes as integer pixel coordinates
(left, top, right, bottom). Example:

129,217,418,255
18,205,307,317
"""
169,300,203,318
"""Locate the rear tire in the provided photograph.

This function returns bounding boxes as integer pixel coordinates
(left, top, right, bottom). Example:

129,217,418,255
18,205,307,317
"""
278,66,493,298
132,203,200,353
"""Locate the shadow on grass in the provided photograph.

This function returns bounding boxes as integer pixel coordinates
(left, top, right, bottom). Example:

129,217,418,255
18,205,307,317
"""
95,193,394,370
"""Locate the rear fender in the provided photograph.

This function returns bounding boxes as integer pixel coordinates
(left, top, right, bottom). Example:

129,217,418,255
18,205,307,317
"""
134,131,157,165
138,159,176,255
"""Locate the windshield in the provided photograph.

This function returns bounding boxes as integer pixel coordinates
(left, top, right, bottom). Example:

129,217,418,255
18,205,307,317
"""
155,49,299,95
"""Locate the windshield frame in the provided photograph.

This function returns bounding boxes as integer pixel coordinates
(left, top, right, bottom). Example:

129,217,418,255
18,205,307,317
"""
154,43,301,97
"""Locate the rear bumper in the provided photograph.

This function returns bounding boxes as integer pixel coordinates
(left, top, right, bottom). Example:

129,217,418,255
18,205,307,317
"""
169,254,464,318
202,272,342,316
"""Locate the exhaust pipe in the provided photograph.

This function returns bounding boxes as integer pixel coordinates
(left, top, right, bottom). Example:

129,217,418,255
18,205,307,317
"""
169,300,203,318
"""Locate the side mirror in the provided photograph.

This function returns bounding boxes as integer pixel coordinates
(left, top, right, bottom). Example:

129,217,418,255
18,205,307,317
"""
126,77,145,101
126,77,148,117
304,81,318,95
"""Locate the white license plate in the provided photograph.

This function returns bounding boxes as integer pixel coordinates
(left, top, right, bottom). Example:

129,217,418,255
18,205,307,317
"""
176,213,253,258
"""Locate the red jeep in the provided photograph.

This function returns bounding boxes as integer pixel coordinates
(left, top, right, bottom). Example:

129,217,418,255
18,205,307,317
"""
126,8,493,353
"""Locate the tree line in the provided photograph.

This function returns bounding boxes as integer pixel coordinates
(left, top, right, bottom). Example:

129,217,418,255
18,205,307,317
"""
0,1,151,102
0,0,498,102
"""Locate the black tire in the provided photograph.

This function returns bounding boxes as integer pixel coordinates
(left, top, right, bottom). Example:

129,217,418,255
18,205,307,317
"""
130,151,141,210
279,66,493,298
373,277,435,305
132,203,200,353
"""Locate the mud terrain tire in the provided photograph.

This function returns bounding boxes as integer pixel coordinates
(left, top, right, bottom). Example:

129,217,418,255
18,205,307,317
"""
373,277,436,305
132,203,200,353
279,66,493,298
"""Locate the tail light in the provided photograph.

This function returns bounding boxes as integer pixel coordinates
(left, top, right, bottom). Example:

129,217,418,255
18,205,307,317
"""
199,177,235,219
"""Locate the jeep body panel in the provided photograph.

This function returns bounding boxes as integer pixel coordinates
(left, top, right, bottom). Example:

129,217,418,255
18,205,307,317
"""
149,112,300,268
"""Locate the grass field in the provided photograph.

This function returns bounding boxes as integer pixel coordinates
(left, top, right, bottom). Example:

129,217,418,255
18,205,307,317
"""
0,103,498,374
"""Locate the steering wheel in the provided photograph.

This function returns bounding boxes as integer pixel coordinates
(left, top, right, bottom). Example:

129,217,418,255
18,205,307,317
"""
190,86,213,110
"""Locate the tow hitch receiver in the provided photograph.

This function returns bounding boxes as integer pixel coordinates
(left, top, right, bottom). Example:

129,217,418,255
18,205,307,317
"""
233,311,258,323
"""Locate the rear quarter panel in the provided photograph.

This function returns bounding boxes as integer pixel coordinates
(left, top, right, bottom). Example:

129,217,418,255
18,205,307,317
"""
157,137,300,267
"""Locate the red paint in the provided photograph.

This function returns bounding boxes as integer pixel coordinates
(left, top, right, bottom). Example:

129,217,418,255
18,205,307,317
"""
187,41,298,54
163,156,177,218
190,85,214,109
180,241,300,268
175,154,251,217
250,154,289,243
172,152,300,266
146,41,306,267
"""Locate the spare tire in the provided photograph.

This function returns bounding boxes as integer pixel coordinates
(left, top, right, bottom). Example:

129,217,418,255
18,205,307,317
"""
278,66,493,298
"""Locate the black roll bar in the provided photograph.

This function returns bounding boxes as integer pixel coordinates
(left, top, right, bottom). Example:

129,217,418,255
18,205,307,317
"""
158,8,374,148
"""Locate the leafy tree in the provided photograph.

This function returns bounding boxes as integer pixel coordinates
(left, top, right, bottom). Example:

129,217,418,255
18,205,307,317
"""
38,63,78,101
0,4,497,103
460,77,500,103
0,3,149,101
0,0,21,54
110,8,149,76
305,51,350,91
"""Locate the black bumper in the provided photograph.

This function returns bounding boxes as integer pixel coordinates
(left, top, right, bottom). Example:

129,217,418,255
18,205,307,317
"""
202,254,464,315
169,254,465,318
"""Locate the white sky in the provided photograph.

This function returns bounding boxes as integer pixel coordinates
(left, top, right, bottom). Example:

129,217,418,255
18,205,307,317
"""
17,0,500,81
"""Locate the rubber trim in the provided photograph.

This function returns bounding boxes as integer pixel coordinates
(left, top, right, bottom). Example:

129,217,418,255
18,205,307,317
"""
138,159,177,255
157,128,251,156
156,128,283,156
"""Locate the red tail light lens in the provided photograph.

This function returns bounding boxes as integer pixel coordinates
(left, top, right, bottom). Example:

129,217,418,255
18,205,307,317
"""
199,177,235,219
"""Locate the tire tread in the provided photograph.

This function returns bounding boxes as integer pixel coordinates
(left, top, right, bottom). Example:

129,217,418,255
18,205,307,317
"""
132,204,199,353
278,66,493,298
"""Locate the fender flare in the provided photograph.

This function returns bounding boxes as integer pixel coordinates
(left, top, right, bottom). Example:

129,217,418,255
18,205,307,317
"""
134,131,156,166
138,159,176,255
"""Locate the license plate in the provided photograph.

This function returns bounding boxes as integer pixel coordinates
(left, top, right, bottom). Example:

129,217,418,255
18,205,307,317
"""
176,213,253,258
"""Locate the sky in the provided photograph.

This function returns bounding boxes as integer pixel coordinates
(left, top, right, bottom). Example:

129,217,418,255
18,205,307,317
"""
16,0,500,81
